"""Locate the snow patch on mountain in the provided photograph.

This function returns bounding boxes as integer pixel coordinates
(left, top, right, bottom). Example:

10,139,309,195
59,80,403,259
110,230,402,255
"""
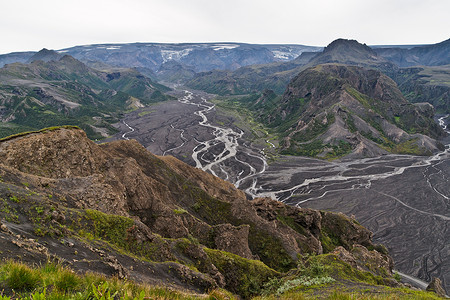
161,48,193,62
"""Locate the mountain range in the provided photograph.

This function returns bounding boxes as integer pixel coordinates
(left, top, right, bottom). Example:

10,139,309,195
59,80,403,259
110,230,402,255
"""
1,39,448,114
0,43,321,74
0,39,448,156
197,39,448,158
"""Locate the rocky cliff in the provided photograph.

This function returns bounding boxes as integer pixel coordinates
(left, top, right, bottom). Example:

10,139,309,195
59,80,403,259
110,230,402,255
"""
0,127,441,298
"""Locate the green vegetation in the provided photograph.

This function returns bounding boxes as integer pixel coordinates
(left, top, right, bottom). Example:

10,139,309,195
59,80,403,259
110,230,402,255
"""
274,276,335,295
137,110,153,117
247,228,296,272
0,197,19,223
392,138,432,156
282,135,352,160
346,87,373,111
292,115,334,142
84,209,134,247
261,257,335,296
0,58,172,140
205,248,279,298
187,186,296,272
276,214,307,236
0,187,441,300
212,95,278,150
0,257,440,300
255,289,442,299
0,260,231,300
0,126,80,142
323,141,353,160
173,208,188,214
398,65,450,114
69,209,172,262
344,114,357,133
255,254,441,299
3,262,41,290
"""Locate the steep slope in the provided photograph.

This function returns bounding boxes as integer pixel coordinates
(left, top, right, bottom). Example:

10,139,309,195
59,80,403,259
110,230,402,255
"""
0,52,171,139
375,38,450,67
255,64,445,158
0,126,429,298
391,65,450,114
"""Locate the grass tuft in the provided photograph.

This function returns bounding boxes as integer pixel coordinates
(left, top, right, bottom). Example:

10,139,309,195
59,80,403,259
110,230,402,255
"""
4,261,41,290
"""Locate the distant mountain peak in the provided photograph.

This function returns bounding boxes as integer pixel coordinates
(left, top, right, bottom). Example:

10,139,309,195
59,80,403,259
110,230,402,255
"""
27,48,62,63
320,38,378,59
324,39,373,53
306,38,396,75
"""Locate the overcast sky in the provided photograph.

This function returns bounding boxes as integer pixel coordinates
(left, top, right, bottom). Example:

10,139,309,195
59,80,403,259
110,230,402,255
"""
1,0,449,54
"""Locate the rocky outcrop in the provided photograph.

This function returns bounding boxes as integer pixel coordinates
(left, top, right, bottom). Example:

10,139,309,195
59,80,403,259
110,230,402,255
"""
212,224,253,259
426,277,446,297
332,245,396,286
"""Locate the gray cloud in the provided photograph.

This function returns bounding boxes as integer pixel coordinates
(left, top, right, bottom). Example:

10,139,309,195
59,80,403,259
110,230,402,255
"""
1,0,449,54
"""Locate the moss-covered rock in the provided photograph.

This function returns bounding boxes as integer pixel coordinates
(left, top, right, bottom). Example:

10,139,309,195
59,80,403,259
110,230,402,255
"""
205,248,279,299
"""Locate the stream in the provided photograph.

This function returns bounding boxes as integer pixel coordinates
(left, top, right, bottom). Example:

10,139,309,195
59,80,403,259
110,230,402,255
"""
176,90,268,190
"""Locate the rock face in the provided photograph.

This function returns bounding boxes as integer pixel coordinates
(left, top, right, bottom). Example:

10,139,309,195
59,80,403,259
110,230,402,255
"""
426,277,446,297
0,127,395,296
332,245,394,278
393,65,450,114
212,224,253,259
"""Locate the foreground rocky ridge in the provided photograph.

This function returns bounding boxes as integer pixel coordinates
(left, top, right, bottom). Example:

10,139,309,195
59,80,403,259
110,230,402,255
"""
0,127,442,298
